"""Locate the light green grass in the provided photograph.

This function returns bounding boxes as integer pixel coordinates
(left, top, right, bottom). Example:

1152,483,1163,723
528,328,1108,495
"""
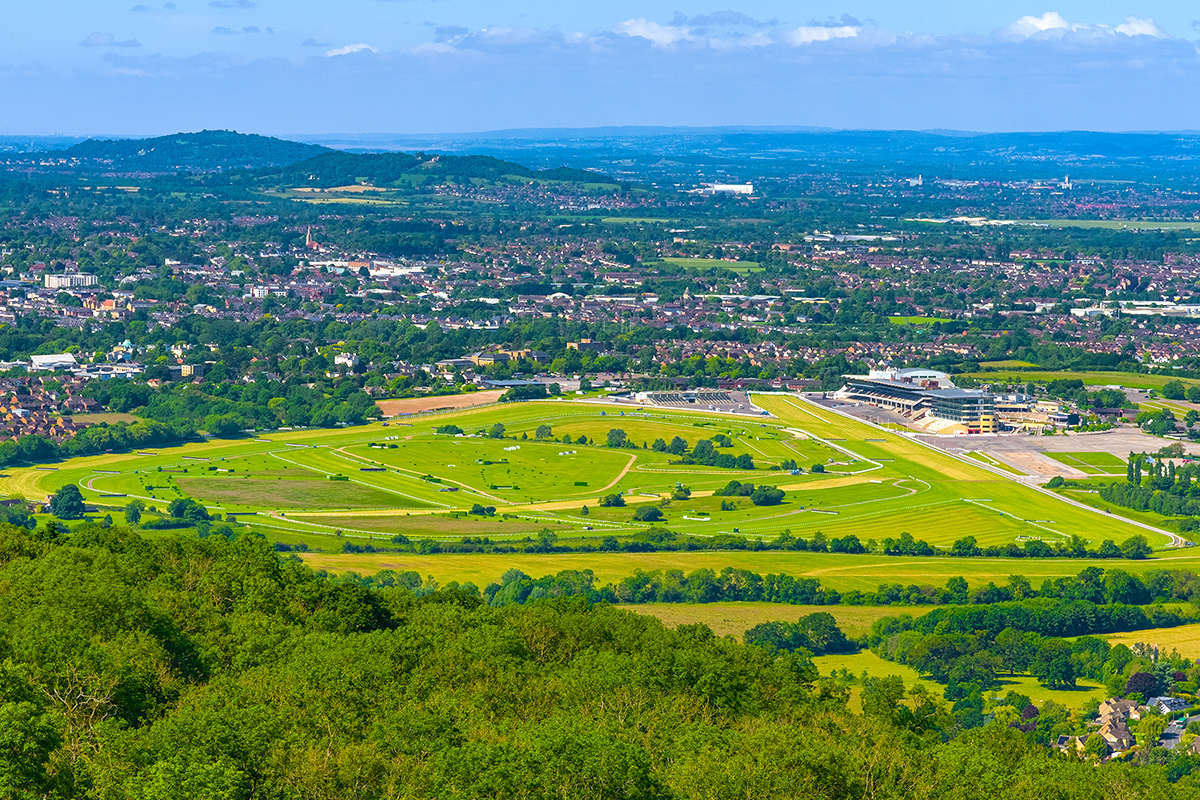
966,369,1200,392
660,257,762,272
4,392,1168,551
1106,622,1200,660
888,316,953,325
966,451,1025,475
1045,452,1128,476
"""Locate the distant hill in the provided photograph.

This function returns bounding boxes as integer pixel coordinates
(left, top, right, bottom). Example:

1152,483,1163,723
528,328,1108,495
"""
251,150,617,188
61,130,330,174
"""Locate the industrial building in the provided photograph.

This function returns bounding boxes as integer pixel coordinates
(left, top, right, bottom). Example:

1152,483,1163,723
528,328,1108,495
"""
837,369,997,434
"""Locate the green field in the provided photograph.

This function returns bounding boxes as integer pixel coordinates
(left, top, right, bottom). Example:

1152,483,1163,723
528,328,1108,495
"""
888,316,952,325
967,369,1200,392
966,451,1025,475
659,257,763,272
812,650,1106,712
1106,622,1200,658
1045,451,1128,475
5,392,1170,553
1016,219,1200,231
297,548,1200,594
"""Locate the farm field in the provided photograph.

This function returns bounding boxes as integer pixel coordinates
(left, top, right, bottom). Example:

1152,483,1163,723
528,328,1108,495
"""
3,392,1170,550
1105,623,1200,658
626,602,933,639
297,549,1200,592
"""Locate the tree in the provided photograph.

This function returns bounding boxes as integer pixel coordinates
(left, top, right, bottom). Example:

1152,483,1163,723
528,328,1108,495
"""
735,453,755,470
606,429,628,448
633,506,663,522
203,413,245,438
50,484,85,520
1083,733,1108,760
812,464,825,473
1140,714,1170,748
671,485,692,501
1030,639,1076,688
599,494,626,508
535,424,553,440
1120,535,1151,560
1162,380,1187,400
124,499,145,526
750,486,785,506
993,627,1034,675
488,423,506,439
950,536,980,557
1126,671,1159,698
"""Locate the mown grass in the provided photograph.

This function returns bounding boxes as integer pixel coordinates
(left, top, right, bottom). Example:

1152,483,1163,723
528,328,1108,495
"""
297,549,1200,591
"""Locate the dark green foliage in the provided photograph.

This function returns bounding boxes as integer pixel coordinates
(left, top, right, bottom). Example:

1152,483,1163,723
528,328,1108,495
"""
49,485,85,520
744,612,853,655
0,526,1195,797
599,493,626,508
750,486,785,506
633,506,664,522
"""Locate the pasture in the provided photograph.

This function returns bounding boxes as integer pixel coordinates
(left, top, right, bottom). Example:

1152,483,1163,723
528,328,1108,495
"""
626,602,933,639
1,392,1169,551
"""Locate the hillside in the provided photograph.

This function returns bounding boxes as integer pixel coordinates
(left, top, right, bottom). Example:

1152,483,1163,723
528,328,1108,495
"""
251,149,617,188
60,129,330,174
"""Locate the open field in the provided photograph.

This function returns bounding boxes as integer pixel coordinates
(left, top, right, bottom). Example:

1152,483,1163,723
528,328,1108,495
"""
812,651,1105,711
626,602,933,639
1,392,1170,552
888,316,952,325
659,257,762,272
68,412,144,425
966,369,1200,392
375,390,506,416
1015,219,1200,231
1106,623,1200,659
1045,451,1127,476
297,548,1200,591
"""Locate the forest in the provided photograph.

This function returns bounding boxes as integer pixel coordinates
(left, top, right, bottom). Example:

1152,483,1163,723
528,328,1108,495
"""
4,522,1200,798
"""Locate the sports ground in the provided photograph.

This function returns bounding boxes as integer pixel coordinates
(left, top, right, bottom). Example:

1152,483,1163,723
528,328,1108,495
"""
1,393,1169,553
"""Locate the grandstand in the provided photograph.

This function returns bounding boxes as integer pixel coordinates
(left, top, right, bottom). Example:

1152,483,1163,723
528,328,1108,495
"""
631,390,764,414
837,369,996,434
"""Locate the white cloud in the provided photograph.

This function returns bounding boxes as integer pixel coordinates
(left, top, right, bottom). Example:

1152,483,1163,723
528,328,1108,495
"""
1001,12,1170,41
80,32,141,48
614,19,696,48
784,25,859,47
326,43,377,57
1115,17,1169,38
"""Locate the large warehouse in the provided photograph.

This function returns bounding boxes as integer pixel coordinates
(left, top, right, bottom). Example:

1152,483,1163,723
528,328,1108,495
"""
837,369,997,434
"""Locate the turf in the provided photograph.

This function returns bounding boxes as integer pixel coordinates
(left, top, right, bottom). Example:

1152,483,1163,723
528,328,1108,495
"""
1,392,1169,550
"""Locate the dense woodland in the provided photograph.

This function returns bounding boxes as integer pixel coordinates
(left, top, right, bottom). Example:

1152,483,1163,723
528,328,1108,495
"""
4,522,1200,798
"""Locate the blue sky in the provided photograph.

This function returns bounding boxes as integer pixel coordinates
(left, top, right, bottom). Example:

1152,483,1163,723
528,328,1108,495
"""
4,2,1200,135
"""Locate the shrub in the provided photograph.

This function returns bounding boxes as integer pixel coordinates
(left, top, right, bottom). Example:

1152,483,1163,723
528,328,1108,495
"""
599,494,626,508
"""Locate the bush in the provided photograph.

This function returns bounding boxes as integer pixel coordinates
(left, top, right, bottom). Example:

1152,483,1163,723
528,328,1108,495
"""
599,494,626,508
1046,476,1065,488
435,424,463,435
812,464,825,473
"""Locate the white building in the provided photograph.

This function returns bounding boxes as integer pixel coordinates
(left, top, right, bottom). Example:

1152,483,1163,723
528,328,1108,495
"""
45,273,98,290
29,353,79,371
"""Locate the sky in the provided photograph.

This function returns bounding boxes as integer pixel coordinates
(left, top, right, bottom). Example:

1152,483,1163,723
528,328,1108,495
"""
4,2,1200,135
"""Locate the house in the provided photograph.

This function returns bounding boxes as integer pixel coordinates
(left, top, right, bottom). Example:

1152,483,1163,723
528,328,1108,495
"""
1098,698,1142,721
334,352,360,369
1098,719,1134,751
1148,696,1189,716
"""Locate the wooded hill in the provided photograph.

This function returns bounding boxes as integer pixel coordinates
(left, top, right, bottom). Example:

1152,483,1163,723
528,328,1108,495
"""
59,130,330,174
3,522,1200,798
